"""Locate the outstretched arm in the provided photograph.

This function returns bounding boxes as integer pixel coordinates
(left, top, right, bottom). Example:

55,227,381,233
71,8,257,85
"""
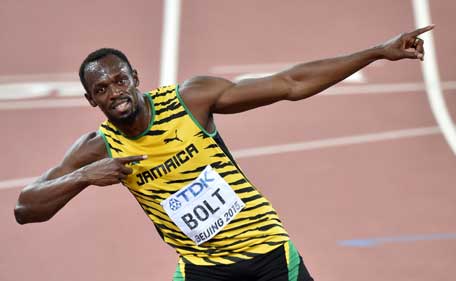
180,25,434,118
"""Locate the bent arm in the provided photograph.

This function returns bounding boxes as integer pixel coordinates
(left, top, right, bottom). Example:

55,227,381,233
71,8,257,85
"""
14,166,91,224
14,132,106,224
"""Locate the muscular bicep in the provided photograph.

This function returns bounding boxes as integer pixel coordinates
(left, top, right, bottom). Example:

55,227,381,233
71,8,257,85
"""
213,74,294,113
15,132,108,224
35,131,107,183
180,75,294,116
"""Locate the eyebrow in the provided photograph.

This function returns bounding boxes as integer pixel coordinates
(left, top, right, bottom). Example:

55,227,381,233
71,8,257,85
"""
92,77,109,91
91,71,127,90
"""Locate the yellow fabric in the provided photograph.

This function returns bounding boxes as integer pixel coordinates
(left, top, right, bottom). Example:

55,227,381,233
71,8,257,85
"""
98,85,289,265
284,240,290,266
179,259,185,278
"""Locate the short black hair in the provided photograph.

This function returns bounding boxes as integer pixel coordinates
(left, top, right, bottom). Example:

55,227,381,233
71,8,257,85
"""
79,48,133,93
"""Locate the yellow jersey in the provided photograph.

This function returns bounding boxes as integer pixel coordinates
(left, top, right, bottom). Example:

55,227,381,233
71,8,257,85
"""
98,85,289,265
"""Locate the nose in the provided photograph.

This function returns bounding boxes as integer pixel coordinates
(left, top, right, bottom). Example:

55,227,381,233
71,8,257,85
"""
108,84,122,98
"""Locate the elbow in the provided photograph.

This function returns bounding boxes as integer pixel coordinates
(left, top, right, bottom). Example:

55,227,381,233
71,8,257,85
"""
15,191,32,224
284,88,306,101
14,188,49,225
284,82,317,101
14,203,50,225
276,74,303,101
14,204,28,225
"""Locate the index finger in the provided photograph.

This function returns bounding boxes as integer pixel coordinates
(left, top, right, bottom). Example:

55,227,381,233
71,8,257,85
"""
408,24,435,36
116,155,148,164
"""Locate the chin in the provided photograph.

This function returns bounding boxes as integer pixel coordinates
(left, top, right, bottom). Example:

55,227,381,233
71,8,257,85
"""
110,104,141,124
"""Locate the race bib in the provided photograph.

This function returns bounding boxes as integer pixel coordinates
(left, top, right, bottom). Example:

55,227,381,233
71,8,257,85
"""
161,165,245,245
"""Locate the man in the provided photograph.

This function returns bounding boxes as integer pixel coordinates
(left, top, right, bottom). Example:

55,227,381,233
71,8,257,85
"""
14,25,434,281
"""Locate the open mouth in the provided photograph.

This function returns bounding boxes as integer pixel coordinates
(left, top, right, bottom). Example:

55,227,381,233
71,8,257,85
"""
112,98,132,114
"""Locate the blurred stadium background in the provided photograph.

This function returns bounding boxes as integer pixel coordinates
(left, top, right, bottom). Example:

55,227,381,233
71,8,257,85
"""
1,1,455,280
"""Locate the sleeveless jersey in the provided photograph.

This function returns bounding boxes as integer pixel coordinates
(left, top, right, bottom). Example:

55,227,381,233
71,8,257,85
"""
98,85,289,265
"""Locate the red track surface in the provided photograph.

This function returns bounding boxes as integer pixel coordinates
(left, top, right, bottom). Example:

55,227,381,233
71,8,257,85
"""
1,1,455,281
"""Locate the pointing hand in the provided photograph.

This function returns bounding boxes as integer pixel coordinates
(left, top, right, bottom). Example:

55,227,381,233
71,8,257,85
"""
379,25,435,61
80,155,147,186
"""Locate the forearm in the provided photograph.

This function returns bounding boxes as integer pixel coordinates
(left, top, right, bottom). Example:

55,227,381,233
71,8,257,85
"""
14,169,89,224
281,46,384,100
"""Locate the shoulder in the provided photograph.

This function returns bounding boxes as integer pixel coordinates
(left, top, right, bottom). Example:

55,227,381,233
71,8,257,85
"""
178,76,235,107
179,76,234,96
62,131,107,168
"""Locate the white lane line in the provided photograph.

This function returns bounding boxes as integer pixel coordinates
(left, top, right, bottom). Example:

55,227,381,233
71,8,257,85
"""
0,177,37,190
0,73,78,83
0,126,440,190
1,81,455,111
412,0,456,155
325,81,456,95
210,62,294,74
0,81,83,100
159,0,182,86
233,126,440,159
0,98,89,110
210,60,387,75
234,71,366,84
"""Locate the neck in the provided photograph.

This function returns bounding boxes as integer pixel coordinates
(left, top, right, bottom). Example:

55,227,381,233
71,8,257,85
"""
111,93,151,138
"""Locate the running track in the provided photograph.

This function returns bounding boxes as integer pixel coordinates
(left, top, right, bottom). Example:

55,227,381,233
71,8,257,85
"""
1,1,455,281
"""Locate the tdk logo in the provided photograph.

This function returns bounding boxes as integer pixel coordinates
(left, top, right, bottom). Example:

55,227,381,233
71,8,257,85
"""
176,169,215,202
169,198,182,211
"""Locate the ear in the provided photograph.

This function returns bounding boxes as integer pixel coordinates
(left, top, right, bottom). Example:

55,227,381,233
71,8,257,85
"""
84,93,98,107
132,69,140,87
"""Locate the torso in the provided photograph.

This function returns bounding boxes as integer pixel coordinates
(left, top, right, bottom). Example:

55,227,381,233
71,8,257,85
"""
97,85,289,265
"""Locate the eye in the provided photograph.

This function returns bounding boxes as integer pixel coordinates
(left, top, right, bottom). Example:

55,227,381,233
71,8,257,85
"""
95,87,106,95
117,78,128,86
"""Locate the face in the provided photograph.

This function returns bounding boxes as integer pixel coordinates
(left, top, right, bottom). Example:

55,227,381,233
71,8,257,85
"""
83,54,141,124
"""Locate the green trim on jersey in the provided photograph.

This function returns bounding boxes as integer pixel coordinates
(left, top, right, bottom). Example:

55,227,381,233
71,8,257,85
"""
288,241,301,281
173,263,185,281
175,84,217,137
98,84,289,266
98,129,112,158
118,94,156,140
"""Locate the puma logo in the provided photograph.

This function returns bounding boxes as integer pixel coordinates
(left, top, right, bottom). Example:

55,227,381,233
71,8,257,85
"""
164,130,183,144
